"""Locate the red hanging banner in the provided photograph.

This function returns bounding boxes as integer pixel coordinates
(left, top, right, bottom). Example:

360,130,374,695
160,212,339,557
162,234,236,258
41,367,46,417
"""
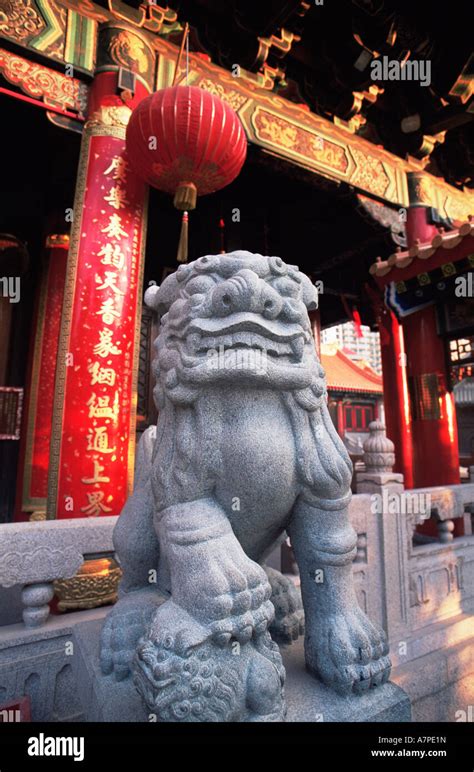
48,118,147,519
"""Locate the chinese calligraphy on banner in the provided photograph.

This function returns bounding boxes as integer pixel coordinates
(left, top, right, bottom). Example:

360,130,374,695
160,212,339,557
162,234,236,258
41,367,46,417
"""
50,132,147,518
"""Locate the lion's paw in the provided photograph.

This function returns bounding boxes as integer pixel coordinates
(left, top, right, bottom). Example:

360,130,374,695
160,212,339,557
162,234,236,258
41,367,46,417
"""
173,537,275,645
305,606,391,695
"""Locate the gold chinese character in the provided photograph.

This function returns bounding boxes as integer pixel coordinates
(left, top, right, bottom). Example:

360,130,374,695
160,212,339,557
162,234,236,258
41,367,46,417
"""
80,491,112,516
104,185,129,211
87,392,119,420
96,297,121,325
95,271,124,296
104,156,128,182
101,214,128,240
86,425,116,454
81,460,111,485
93,329,122,358
88,362,117,386
98,243,126,271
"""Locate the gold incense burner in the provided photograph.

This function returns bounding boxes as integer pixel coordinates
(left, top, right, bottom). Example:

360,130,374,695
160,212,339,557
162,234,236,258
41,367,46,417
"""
53,555,122,611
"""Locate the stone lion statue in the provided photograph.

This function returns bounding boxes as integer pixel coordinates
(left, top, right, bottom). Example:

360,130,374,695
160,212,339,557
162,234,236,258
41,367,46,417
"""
100,251,390,721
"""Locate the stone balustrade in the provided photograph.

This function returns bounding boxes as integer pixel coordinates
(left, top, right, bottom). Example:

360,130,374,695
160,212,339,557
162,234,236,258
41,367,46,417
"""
0,447,473,720
347,421,474,721
0,517,116,628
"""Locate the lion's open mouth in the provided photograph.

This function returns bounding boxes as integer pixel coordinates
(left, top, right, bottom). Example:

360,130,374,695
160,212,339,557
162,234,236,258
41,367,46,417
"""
190,331,303,361
182,313,308,363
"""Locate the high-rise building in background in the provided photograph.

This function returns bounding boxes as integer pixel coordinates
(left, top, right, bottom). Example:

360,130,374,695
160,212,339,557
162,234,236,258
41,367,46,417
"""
321,322,382,375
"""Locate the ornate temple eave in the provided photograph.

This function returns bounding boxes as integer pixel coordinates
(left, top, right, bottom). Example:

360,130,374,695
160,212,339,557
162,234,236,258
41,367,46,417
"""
370,219,474,286
0,0,473,219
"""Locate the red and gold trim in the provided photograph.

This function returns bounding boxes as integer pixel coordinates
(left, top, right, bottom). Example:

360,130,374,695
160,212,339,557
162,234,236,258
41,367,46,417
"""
47,98,148,519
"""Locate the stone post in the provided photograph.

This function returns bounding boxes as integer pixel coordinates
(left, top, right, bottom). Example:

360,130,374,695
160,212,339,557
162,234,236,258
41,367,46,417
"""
356,421,411,649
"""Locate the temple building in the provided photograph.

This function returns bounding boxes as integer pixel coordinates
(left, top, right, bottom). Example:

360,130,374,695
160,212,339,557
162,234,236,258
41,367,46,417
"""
322,341,383,457
322,322,382,374
0,0,473,727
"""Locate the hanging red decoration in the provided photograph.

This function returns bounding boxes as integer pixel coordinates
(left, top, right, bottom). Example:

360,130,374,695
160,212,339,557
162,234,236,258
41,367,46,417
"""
125,85,247,262
352,307,363,338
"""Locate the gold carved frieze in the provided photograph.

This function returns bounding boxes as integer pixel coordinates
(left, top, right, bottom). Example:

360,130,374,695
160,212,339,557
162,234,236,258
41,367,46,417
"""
0,47,88,113
250,106,351,177
0,0,66,63
195,77,249,113
436,189,474,222
0,0,45,42
350,147,391,200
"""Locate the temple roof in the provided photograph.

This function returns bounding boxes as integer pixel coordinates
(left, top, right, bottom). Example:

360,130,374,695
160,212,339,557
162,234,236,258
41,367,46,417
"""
369,217,474,281
321,343,383,395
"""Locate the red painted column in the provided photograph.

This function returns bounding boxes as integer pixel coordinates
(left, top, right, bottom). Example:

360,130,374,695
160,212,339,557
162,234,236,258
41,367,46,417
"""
403,306,460,488
405,172,438,248
403,173,461,535
377,304,415,488
405,206,438,248
402,173,460,490
14,235,69,521
47,23,155,519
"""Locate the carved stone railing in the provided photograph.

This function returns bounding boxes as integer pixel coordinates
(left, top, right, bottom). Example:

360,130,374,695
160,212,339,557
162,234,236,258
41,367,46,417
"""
1,423,473,648
0,517,116,628
409,484,474,543
349,422,474,653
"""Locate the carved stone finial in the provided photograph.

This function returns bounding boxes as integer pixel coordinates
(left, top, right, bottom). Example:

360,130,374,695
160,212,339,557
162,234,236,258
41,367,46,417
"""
363,421,395,473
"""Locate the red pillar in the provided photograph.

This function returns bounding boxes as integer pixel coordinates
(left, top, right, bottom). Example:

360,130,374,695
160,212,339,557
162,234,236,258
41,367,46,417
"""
403,305,460,488
405,172,438,249
403,173,461,535
14,235,69,520
378,305,415,488
47,22,154,519
403,173,460,490
405,206,438,248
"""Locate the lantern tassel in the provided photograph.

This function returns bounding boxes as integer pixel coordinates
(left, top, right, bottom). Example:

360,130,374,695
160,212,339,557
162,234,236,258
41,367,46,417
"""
176,211,189,264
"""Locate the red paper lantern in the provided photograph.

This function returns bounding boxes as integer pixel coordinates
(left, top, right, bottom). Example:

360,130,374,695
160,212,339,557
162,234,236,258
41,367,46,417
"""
126,85,247,197
126,85,247,261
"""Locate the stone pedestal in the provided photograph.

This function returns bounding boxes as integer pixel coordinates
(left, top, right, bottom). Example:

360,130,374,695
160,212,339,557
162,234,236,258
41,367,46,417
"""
72,619,411,722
